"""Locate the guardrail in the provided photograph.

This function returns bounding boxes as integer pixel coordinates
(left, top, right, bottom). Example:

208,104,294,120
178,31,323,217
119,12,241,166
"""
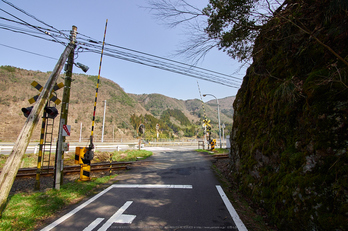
0,141,227,154
0,143,139,155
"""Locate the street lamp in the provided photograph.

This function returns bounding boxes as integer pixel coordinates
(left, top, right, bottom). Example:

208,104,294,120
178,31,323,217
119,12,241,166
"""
203,94,222,149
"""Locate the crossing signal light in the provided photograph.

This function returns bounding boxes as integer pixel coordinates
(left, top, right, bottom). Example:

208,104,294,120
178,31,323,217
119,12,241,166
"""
139,124,145,134
44,107,59,119
84,148,94,161
21,106,33,118
21,106,58,119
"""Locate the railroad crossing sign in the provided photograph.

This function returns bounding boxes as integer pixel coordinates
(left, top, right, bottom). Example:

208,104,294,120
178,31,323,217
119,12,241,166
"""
203,119,211,131
62,124,71,136
28,81,64,105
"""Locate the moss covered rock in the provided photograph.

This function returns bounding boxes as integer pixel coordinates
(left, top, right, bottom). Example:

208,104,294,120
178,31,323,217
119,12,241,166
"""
230,0,348,230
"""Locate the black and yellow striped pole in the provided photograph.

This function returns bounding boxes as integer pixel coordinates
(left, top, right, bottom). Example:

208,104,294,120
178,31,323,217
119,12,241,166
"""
34,108,47,190
197,81,211,148
79,19,108,181
90,19,108,145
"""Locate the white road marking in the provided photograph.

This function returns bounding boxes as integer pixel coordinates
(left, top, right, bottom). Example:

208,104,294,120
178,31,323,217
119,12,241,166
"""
40,185,114,231
112,184,193,189
97,201,136,231
40,184,192,231
216,185,248,231
83,218,104,231
142,147,174,151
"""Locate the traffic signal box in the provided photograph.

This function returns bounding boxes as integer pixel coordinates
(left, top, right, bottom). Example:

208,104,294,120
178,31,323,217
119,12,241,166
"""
75,147,91,181
210,139,216,151
21,106,59,119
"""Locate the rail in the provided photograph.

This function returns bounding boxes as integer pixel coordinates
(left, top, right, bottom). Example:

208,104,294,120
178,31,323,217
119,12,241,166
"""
0,161,133,178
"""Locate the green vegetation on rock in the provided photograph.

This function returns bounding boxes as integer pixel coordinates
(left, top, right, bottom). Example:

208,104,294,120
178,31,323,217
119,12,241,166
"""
229,0,348,230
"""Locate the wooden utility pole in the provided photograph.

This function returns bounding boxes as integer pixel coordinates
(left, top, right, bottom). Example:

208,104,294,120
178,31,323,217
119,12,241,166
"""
54,25,77,190
0,43,74,216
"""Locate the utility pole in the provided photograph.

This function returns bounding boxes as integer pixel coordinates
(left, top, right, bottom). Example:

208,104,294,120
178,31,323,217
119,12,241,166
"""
54,25,77,190
0,43,73,216
79,122,82,142
101,100,106,142
222,123,225,148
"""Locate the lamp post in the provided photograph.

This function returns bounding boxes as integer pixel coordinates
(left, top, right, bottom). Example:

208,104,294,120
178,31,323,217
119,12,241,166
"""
203,94,222,149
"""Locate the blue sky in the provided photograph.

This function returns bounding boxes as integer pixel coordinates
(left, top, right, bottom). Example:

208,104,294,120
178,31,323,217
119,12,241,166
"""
0,0,246,102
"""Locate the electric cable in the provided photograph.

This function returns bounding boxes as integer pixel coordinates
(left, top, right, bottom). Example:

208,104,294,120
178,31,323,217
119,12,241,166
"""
1,0,69,40
0,3,243,88
78,33,243,81
0,43,57,60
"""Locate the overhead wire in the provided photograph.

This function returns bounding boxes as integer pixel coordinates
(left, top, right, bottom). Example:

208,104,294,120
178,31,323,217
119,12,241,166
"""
78,33,243,82
77,41,241,88
0,7,68,46
1,0,70,41
0,43,57,60
0,1,243,88
80,44,240,88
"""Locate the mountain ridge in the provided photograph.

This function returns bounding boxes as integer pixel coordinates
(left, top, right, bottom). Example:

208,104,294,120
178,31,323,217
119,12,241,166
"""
0,65,234,142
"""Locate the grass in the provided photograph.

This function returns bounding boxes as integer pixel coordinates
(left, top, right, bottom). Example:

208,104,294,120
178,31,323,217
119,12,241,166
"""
0,149,153,230
110,149,153,162
0,174,117,231
0,154,39,170
196,148,229,155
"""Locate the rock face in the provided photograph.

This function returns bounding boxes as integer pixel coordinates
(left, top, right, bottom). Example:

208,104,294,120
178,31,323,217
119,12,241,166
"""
230,1,347,230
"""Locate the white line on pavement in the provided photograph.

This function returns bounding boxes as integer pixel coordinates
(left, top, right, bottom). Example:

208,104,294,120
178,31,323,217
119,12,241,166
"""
40,185,114,231
112,184,193,189
40,184,193,231
216,185,248,231
83,218,105,231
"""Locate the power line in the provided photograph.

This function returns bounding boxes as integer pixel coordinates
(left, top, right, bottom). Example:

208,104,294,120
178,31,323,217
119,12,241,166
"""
78,33,243,82
0,43,57,60
0,7,67,46
77,41,242,88
1,0,69,40
0,2,243,88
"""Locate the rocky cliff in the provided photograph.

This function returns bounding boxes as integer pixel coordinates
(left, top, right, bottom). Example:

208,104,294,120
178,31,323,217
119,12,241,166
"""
230,0,347,230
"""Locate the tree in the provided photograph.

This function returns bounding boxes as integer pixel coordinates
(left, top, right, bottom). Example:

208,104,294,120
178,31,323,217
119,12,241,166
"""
148,0,348,67
146,0,284,62
203,0,283,61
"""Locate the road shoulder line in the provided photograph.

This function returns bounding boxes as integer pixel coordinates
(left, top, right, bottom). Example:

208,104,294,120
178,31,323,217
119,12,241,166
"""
216,185,248,231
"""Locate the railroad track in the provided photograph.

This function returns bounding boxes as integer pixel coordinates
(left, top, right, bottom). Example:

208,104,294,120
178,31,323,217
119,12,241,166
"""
1,161,133,178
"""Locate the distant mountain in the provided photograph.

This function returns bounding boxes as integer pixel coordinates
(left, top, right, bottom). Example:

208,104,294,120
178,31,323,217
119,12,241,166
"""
0,66,234,142
205,96,235,119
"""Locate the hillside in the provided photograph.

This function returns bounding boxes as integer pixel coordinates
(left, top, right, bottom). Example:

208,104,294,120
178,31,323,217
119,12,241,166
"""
205,96,235,120
0,66,233,142
229,1,347,230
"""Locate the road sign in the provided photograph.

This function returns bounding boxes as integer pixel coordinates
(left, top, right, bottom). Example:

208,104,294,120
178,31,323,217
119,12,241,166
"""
62,124,71,136
28,81,64,105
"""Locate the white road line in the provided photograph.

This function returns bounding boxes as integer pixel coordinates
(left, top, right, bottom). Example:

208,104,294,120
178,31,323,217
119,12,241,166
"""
40,185,114,231
83,218,104,231
97,201,136,231
216,185,248,231
112,184,193,189
40,184,193,231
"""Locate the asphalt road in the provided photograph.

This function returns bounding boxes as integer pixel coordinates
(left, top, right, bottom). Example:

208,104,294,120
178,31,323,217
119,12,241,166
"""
41,147,246,231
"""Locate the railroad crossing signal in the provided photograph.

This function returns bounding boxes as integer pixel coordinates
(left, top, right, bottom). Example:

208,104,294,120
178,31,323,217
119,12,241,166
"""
203,119,211,131
210,139,216,151
21,106,59,119
75,147,93,181
22,80,63,118
28,81,64,105
139,124,145,135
